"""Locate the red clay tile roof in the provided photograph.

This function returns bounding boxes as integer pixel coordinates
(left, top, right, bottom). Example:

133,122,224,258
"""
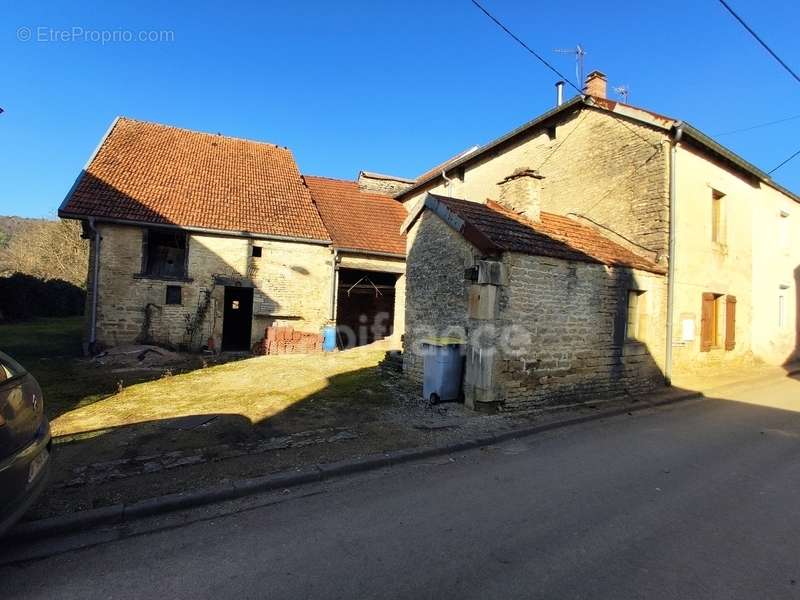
428,195,665,274
586,96,675,127
60,117,330,241
304,175,407,256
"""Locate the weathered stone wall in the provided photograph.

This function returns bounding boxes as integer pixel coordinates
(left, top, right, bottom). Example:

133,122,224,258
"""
402,211,478,382
401,102,800,384
92,223,333,350
403,211,668,409
357,172,413,196
496,254,667,409
401,107,670,261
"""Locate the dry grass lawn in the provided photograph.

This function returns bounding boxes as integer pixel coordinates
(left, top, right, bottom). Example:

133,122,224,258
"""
51,345,391,437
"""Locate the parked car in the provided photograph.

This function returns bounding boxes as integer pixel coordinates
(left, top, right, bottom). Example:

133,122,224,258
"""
0,351,51,536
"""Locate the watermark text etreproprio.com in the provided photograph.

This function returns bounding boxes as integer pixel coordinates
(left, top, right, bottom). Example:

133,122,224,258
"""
16,26,175,44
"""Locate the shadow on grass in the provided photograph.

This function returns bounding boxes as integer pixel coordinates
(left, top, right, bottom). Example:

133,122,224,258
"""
10,314,800,524
30,372,800,524
53,361,400,454
29,360,411,520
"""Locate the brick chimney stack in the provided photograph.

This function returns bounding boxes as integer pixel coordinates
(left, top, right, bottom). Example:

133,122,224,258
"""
497,168,544,222
584,70,607,99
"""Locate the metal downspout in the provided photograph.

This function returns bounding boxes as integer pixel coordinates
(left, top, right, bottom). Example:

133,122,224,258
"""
665,123,683,385
442,170,453,197
88,217,101,354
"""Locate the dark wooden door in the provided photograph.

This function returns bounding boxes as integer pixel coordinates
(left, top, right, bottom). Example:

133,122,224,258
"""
222,287,253,351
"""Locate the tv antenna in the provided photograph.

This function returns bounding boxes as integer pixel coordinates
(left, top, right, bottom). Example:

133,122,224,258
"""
613,85,630,103
554,44,586,87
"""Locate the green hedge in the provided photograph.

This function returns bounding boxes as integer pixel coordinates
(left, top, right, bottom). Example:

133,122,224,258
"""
0,273,85,322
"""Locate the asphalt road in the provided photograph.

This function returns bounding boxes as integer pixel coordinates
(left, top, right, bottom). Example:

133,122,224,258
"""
3,374,800,599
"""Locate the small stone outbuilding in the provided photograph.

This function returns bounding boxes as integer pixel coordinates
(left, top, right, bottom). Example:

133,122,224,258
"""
402,174,667,411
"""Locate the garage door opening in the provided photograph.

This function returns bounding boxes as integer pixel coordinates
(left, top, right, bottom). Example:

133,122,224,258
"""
336,268,398,349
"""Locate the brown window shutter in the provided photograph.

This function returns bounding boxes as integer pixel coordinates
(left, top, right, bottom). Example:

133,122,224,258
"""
725,295,737,351
700,293,714,352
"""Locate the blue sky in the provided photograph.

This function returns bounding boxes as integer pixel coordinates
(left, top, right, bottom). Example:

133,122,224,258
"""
2,0,798,218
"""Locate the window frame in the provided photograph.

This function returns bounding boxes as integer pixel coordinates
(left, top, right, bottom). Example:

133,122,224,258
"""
625,289,646,342
140,228,190,280
701,293,721,351
724,295,737,351
165,285,182,306
252,245,263,258
701,292,736,351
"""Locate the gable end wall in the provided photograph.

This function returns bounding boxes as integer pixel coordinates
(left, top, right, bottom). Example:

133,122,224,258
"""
402,107,670,262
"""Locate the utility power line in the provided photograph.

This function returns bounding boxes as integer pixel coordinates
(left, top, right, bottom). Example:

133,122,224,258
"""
769,148,800,174
714,113,800,136
470,0,583,95
715,1,800,176
470,0,799,177
717,0,800,85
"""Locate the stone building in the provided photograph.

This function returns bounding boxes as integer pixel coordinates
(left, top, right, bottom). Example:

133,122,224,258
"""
399,71,800,407
402,189,667,411
59,117,407,353
58,70,799,410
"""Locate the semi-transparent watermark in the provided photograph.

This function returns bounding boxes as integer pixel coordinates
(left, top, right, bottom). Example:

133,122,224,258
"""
17,26,175,44
335,311,532,357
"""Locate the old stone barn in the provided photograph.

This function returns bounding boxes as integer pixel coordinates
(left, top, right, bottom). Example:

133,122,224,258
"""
59,117,409,353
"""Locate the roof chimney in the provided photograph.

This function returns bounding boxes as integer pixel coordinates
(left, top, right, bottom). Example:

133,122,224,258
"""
497,168,544,222
583,70,607,99
555,80,564,106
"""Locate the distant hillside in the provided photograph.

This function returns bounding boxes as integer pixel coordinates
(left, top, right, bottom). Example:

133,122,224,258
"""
0,215,88,286
0,215,49,248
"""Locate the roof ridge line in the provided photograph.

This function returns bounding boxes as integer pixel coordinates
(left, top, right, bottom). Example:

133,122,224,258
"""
115,116,290,150
303,174,357,183
304,174,395,199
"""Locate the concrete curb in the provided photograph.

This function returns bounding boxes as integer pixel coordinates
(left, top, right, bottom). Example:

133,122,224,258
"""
7,388,705,542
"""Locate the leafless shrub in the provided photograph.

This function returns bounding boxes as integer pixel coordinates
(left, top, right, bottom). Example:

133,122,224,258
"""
0,218,89,286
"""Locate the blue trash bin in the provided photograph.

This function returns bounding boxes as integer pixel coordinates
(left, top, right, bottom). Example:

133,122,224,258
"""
422,337,465,403
322,325,337,352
